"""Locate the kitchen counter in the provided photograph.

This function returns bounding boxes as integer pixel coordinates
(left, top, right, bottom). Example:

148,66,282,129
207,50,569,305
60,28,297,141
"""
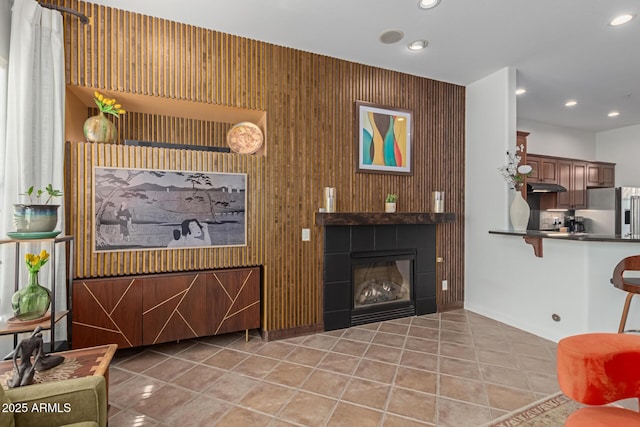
489,230,640,242
489,230,640,257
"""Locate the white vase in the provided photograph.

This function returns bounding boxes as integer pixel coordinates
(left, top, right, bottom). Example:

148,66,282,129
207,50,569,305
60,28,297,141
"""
509,191,530,231
385,202,396,213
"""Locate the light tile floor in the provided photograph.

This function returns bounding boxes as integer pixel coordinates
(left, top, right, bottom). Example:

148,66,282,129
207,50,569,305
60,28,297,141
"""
107,309,559,426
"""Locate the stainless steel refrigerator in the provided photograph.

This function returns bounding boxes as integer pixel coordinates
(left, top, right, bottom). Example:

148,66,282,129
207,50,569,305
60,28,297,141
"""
577,187,640,235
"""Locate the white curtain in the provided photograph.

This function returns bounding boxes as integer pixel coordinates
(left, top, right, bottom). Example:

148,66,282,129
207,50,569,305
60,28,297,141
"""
0,0,65,351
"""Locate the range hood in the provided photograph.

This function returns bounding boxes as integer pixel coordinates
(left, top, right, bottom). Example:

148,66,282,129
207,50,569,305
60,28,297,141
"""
527,183,568,193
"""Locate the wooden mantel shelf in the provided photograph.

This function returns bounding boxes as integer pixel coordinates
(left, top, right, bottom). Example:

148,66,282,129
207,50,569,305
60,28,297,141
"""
315,212,456,226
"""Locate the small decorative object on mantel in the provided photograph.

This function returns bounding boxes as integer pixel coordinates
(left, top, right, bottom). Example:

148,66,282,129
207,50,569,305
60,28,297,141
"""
324,187,336,212
498,144,533,231
7,326,64,388
226,121,264,154
12,184,62,233
83,91,126,144
385,193,398,213
10,249,52,322
432,191,445,213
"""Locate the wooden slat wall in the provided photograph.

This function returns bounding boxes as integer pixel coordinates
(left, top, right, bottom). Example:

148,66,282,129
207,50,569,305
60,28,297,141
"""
65,142,264,276
56,0,465,333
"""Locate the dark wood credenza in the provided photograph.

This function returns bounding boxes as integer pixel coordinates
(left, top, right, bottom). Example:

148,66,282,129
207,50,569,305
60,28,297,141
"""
71,267,260,349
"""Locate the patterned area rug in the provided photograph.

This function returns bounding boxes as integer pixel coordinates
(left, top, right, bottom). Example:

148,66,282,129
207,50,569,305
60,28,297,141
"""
484,392,584,427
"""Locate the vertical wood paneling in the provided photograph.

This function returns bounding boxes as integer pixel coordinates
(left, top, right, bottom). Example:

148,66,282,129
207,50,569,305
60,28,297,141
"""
57,0,465,333
65,141,264,278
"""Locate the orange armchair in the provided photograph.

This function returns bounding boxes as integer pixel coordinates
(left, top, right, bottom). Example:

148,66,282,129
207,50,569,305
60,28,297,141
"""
557,333,640,426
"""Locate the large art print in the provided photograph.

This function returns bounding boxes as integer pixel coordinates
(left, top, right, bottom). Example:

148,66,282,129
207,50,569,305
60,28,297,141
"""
356,101,413,175
93,167,247,252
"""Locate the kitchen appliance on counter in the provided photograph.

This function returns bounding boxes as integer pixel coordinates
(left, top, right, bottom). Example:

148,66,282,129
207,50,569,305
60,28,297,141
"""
576,187,640,236
561,215,586,233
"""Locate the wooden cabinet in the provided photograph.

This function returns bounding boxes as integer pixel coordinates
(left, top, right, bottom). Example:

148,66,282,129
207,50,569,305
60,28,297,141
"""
557,160,587,209
527,155,557,184
527,150,615,209
72,276,143,349
209,269,261,336
587,162,615,188
72,267,260,349
142,273,209,346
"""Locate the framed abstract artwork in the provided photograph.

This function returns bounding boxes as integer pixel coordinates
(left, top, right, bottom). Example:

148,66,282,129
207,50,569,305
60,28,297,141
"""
356,101,413,175
92,166,247,252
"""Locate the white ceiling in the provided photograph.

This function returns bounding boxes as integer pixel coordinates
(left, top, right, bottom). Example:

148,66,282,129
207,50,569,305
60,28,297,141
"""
88,0,640,133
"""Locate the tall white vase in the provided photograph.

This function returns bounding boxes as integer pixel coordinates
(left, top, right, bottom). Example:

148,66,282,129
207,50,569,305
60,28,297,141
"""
510,191,530,231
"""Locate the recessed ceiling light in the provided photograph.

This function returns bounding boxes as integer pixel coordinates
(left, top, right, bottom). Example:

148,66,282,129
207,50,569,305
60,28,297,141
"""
608,111,620,117
418,0,441,10
379,29,404,44
610,14,634,26
515,88,527,95
565,100,577,107
408,40,428,51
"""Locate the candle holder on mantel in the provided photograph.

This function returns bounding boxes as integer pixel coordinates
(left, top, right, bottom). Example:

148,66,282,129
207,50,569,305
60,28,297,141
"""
432,191,444,213
324,187,336,213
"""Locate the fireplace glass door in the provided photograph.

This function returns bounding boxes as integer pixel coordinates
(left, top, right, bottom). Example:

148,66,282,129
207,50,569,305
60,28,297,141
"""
352,255,412,310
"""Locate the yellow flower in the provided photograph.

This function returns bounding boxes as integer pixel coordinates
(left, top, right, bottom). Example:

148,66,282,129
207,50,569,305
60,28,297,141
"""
24,250,50,273
93,91,126,118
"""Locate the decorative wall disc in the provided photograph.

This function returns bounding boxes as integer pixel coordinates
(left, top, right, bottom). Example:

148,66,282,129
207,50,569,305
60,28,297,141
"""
226,122,264,154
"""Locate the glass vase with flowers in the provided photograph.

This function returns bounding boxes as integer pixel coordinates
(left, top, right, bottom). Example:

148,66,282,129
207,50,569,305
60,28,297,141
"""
11,250,52,321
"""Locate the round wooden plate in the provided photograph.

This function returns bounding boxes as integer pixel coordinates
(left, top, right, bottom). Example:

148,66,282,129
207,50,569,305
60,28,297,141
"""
226,122,264,154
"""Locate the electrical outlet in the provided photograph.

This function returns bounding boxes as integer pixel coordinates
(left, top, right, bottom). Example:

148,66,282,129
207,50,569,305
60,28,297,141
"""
442,280,448,291
302,228,311,241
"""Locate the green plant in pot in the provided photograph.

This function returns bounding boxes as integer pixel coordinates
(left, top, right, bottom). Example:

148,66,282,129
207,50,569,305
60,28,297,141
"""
385,193,398,213
13,184,63,233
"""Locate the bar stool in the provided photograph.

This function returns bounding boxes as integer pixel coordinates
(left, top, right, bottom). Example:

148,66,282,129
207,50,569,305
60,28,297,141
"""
611,255,640,333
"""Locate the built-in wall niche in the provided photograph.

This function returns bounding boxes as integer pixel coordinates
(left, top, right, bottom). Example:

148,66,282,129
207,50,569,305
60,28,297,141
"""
65,85,267,155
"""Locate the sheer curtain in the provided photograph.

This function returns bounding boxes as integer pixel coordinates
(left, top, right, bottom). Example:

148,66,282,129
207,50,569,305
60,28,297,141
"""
0,0,65,352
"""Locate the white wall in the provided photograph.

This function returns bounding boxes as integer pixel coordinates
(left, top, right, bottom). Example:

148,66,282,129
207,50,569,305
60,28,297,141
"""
517,119,596,160
466,70,640,342
596,124,640,187
466,69,590,342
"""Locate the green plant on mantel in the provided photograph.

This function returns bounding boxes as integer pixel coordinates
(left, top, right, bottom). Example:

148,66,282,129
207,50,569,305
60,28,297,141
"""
385,193,398,203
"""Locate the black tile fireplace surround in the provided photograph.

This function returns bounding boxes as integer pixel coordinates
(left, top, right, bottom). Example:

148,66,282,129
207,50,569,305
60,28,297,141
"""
322,223,436,331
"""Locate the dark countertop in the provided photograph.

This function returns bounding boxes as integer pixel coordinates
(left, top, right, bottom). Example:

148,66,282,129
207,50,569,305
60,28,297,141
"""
489,230,640,243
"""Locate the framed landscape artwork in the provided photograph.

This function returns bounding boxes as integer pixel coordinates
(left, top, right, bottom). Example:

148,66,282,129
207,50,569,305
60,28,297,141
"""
356,101,413,175
92,166,247,252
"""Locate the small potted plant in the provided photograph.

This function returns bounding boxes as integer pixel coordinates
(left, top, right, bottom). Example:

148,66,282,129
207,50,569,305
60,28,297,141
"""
13,184,63,233
385,193,398,213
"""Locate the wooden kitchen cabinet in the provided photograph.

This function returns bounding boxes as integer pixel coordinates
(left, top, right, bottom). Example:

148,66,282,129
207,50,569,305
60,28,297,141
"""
587,162,615,188
72,267,261,349
557,160,587,209
527,155,557,184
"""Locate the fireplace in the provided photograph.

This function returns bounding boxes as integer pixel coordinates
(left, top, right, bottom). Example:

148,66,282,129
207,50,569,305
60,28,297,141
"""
321,222,437,331
351,251,415,325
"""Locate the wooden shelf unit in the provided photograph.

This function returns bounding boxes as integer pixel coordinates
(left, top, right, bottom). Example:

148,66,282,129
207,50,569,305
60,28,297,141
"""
0,236,74,352
65,85,268,155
